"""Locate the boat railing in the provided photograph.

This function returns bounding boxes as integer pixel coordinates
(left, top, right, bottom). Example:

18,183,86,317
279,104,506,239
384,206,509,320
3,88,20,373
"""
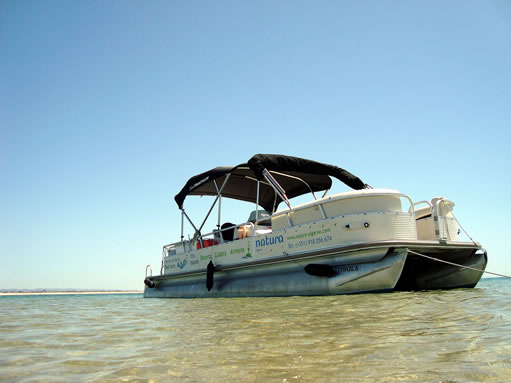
410,200,432,219
161,191,419,262
162,221,270,256
432,198,456,240
411,198,460,241
271,190,416,230
411,200,433,209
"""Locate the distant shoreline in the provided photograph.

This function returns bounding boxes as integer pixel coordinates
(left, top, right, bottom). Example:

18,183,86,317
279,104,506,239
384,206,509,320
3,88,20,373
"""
0,291,143,296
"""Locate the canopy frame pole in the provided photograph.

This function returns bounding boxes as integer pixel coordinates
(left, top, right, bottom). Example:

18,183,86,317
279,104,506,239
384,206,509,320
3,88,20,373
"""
270,170,317,200
181,209,185,242
182,209,199,238
255,180,260,226
214,180,222,230
263,169,291,209
198,174,231,235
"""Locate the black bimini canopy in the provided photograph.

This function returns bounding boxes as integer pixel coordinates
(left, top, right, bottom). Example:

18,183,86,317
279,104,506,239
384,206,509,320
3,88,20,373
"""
174,154,367,212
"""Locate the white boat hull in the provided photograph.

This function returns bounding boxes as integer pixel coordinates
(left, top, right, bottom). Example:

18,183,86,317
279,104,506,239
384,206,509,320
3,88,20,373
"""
144,241,487,298
144,248,407,298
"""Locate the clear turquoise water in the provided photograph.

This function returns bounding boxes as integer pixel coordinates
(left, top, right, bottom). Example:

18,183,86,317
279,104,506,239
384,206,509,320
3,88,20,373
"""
1,278,510,382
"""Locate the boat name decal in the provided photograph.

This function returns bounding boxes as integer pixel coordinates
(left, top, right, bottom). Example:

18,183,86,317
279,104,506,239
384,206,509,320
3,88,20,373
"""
256,235,284,248
231,248,245,254
190,176,209,191
335,265,360,273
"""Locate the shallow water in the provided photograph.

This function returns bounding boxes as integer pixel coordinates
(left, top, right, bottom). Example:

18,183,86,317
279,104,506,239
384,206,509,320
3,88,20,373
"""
1,278,510,382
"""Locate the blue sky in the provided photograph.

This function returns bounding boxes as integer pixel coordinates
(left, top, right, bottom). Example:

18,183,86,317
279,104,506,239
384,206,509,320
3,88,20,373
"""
1,1,510,290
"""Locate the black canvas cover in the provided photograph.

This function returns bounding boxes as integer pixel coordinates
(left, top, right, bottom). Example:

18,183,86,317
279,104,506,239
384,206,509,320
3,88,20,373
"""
174,154,367,211
247,154,366,190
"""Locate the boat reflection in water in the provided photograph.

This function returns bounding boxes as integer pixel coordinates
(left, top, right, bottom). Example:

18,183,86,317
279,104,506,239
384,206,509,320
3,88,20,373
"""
144,154,487,298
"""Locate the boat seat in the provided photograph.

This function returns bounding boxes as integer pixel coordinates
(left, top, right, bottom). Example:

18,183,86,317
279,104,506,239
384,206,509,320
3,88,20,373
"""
221,222,236,241
237,224,272,239
415,205,432,220
247,210,271,226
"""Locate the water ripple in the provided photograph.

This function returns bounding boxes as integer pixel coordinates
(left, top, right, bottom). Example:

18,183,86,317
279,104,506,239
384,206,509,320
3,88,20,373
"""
1,280,511,382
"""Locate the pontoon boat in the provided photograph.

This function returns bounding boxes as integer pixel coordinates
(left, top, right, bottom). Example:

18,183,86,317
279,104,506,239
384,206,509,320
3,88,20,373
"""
144,154,487,298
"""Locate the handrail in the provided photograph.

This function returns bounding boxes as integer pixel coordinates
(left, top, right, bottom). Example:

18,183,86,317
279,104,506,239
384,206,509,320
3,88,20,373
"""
432,197,455,240
409,200,432,213
161,247,166,274
272,190,416,219
164,221,265,256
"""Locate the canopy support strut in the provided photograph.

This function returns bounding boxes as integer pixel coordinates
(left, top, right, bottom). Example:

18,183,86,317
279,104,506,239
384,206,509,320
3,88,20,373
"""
263,169,291,209
198,174,231,235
